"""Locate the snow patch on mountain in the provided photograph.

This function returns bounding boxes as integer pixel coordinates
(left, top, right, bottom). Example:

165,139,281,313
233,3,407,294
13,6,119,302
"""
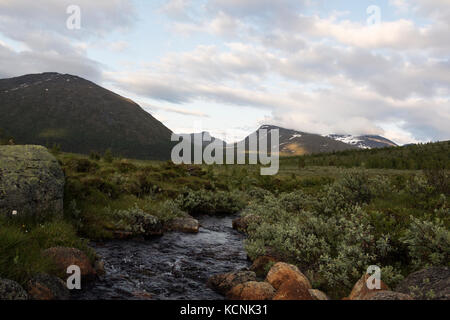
327,135,371,149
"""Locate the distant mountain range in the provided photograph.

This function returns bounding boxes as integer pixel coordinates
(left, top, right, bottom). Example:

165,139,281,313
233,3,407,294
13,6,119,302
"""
0,73,398,160
246,125,359,156
188,125,397,157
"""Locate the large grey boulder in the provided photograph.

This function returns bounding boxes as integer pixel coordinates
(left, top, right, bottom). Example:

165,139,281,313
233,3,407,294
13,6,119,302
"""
362,291,414,300
396,266,450,300
0,278,28,300
0,145,64,219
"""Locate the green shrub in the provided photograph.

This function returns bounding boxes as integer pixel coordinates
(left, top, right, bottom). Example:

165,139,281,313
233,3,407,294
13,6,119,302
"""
114,159,137,173
66,158,99,173
152,199,187,222
246,187,272,201
423,169,450,195
401,217,450,269
80,176,119,199
89,151,101,161
314,171,374,215
244,202,397,298
109,204,161,236
176,189,246,215
103,148,114,163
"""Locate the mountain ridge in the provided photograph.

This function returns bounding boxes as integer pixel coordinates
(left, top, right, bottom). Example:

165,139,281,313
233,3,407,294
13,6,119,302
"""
0,72,174,160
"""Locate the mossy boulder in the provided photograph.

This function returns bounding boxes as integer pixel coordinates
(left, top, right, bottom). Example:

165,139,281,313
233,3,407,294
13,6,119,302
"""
395,267,450,300
0,278,28,300
26,273,70,300
42,247,96,281
0,145,64,218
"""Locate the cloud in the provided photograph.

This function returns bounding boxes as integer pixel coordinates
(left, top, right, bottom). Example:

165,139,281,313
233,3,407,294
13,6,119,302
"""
0,42,101,81
107,31,450,143
0,0,135,81
1,0,449,144
0,0,135,40
151,0,450,143
143,103,211,118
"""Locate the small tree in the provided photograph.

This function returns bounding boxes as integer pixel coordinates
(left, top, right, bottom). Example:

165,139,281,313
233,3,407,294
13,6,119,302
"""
103,148,114,163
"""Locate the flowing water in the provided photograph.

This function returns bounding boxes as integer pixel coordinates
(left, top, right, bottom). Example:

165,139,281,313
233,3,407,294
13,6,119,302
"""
74,215,249,300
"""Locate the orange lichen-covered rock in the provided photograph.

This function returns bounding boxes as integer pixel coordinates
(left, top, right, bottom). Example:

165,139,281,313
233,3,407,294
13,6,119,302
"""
309,289,330,300
227,281,276,300
43,247,96,281
273,279,313,300
348,273,389,300
266,262,312,290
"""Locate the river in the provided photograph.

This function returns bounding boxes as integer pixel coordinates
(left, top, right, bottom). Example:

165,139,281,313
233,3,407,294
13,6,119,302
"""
74,215,249,300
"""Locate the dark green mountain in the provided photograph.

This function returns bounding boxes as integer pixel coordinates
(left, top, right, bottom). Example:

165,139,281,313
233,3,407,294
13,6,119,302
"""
0,73,174,160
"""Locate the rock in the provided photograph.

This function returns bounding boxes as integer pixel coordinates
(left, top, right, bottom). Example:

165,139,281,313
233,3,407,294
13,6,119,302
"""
395,266,450,300
309,289,330,300
43,247,96,281
348,273,389,300
94,260,106,276
132,291,153,300
135,214,164,237
113,230,134,240
26,274,70,300
0,278,28,300
266,262,312,290
273,279,313,300
250,256,278,278
227,281,276,300
167,217,199,233
0,145,64,219
232,215,261,233
362,290,414,300
207,271,257,295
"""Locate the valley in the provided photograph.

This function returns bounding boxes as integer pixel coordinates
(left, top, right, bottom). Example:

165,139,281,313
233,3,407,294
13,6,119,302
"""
0,73,448,302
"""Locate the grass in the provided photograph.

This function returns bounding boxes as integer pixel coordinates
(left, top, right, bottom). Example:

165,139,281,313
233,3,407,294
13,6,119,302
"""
1,143,448,297
0,215,93,286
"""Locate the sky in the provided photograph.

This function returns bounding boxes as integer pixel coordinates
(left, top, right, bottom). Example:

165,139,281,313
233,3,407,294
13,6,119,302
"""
0,0,449,145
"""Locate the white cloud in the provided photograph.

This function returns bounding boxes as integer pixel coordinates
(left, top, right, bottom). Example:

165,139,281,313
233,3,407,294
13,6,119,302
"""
143,103,211,118
0,0,135,80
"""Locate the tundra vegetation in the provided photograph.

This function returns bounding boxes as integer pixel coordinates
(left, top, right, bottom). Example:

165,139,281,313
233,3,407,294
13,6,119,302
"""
0,141,448,299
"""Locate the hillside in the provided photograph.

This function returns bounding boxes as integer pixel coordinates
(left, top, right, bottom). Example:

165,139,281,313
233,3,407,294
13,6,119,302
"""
0,73,174,160
282,140,450,170
327,134,398,149
238,125,359,156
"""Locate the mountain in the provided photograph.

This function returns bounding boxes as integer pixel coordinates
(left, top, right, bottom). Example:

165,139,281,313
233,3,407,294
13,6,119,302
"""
326,134,398,149
181,132,226,148
0,73,174,160
239,125,360,156
237,125,399,156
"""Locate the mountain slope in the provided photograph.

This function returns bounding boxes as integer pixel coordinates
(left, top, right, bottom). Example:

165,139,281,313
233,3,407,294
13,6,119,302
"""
0,73,173,160
327,134,398,149
239,125,359,156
